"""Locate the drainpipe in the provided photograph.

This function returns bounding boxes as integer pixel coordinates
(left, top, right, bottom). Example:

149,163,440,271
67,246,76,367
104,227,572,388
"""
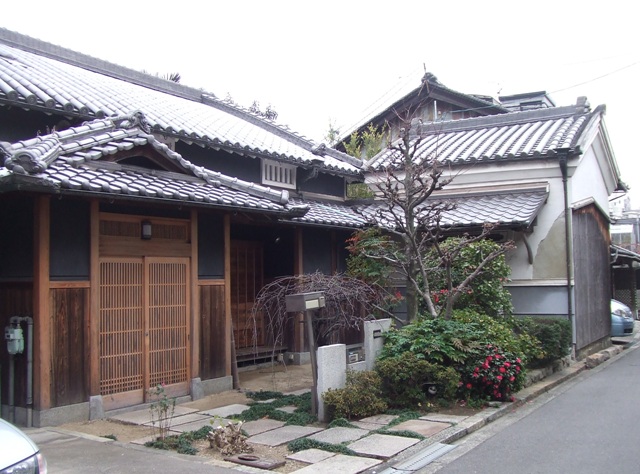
558,150,576,357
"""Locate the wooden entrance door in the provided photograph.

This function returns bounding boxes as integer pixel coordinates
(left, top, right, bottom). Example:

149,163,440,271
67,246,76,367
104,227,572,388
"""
99,257,190,409
230,241,264,349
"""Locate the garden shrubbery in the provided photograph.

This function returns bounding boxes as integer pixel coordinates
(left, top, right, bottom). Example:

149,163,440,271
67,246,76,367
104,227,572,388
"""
322,370,388,420
514,317,572,368
376,352,458,408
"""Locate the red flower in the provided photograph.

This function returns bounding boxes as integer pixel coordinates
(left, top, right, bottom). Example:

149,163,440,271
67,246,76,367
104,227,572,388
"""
516,366,521,372
496,392,502,398
504,362,511,368
499,367,506,373
516,358,521,363
486,356,493,362
466,383,473,389
509,376,515,382
496,375,503,381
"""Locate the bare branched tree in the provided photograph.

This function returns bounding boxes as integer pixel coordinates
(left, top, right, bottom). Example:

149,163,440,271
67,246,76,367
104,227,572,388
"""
249,272,391,358
357,118,513,321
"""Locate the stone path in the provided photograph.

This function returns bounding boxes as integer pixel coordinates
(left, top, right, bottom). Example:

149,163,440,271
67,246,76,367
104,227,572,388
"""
112,394,471,474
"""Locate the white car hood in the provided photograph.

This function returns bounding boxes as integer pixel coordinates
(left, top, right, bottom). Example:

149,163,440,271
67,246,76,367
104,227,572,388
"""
0,418,38,469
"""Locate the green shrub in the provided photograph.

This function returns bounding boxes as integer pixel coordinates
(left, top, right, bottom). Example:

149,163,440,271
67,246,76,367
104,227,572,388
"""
380,317,483,365
515,317,572,368
452,310,544,366
376,352,459,408
322,370,387,421
458,344,525,402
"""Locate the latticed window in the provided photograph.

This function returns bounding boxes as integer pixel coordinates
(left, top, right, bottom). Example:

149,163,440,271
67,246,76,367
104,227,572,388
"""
262,159,296,189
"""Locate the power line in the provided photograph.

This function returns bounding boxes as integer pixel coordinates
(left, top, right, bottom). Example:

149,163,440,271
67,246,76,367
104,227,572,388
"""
550,61,640,94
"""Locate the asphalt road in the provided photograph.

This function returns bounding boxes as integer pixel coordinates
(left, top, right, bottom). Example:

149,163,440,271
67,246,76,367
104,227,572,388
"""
429,344,640,473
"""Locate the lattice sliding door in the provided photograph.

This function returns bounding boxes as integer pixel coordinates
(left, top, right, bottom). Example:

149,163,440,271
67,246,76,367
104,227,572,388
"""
147,258,190,389
99,259,145,399
99,257,190,406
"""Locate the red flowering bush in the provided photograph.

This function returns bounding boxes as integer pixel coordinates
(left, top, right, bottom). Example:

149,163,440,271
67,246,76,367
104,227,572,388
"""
459,344,524,402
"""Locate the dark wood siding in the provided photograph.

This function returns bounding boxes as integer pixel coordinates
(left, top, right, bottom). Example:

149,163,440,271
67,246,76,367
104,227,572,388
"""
0,195,34,280
198,213,225,279
573,205,611,350
50,199,90,280
51,287,88,407
303,228,333,274
199,283,227,379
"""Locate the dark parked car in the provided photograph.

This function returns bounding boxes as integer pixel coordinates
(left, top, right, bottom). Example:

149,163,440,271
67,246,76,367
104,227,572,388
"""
0,418,47,473
611,299,635,337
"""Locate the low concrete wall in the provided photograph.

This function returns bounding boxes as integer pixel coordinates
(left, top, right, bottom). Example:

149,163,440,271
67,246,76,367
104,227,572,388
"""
363,319,392,371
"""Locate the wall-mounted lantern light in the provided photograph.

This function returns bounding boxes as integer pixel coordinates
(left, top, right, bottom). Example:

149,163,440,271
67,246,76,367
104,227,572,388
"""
141,220,152,240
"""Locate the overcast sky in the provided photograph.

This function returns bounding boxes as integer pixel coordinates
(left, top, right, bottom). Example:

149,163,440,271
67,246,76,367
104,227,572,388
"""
3,1,638,203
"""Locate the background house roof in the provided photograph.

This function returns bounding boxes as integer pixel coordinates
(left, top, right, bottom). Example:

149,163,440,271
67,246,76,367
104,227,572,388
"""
366,100,596,170
0,29,361,176
354,187,548,231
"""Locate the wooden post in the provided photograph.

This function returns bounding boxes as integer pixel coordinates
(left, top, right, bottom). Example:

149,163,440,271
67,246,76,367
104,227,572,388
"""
89,201,100,396
33,196,51,411
304,309,318,416
224,214,232,376
190,210,199,379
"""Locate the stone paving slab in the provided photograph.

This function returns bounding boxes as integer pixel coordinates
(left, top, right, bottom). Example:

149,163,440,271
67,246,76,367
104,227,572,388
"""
358,414,398,426
248,425,324,446
284,388,311,396
307,427,369,444
200,404,250,418
350,421,379,431
110,406,198,425
292,453,381,473
145,413,211,427
241,419,286,436
276,405,297,414
348,433,420,460
388,419,449,437
170,416,229,433
420,414,468,424
286,448,336,464
130,430,179,445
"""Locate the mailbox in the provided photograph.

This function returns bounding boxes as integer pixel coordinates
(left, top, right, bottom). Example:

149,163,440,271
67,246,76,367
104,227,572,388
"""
285,292,326,312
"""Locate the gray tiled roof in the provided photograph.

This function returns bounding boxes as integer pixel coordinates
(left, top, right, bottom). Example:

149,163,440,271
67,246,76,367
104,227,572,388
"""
355,187,548,229
289,199,368,228
0,29,361,176
367,101,598,170
0,114,306,216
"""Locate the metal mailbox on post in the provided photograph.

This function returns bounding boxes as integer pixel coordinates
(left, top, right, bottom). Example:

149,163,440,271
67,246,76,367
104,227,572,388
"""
285,292,326,312
285,291,325,417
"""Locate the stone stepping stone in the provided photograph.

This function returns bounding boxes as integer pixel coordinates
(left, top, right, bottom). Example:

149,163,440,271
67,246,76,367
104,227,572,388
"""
248,425,323,446
276,405,297,414
130,430,179,445
200,404,250,418
350,421,379,431
348,433,420,460
170,416,229,433
110,406,197,425
307,427,369,444
146,412,210,427
292,453,381,473
420,414,468,424
358,414,398,426
242,419,286,436
284,388,311,396
287,448,336,464
388,419,449,437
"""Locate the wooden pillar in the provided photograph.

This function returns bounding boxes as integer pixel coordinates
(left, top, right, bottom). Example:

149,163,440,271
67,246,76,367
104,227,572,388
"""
223,214,232,376
33,196,51,411
89,201,100,395
190,210,200,378
293,227,305,352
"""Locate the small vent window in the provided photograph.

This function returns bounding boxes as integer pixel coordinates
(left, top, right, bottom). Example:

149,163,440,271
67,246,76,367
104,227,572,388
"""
262,159,296,189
